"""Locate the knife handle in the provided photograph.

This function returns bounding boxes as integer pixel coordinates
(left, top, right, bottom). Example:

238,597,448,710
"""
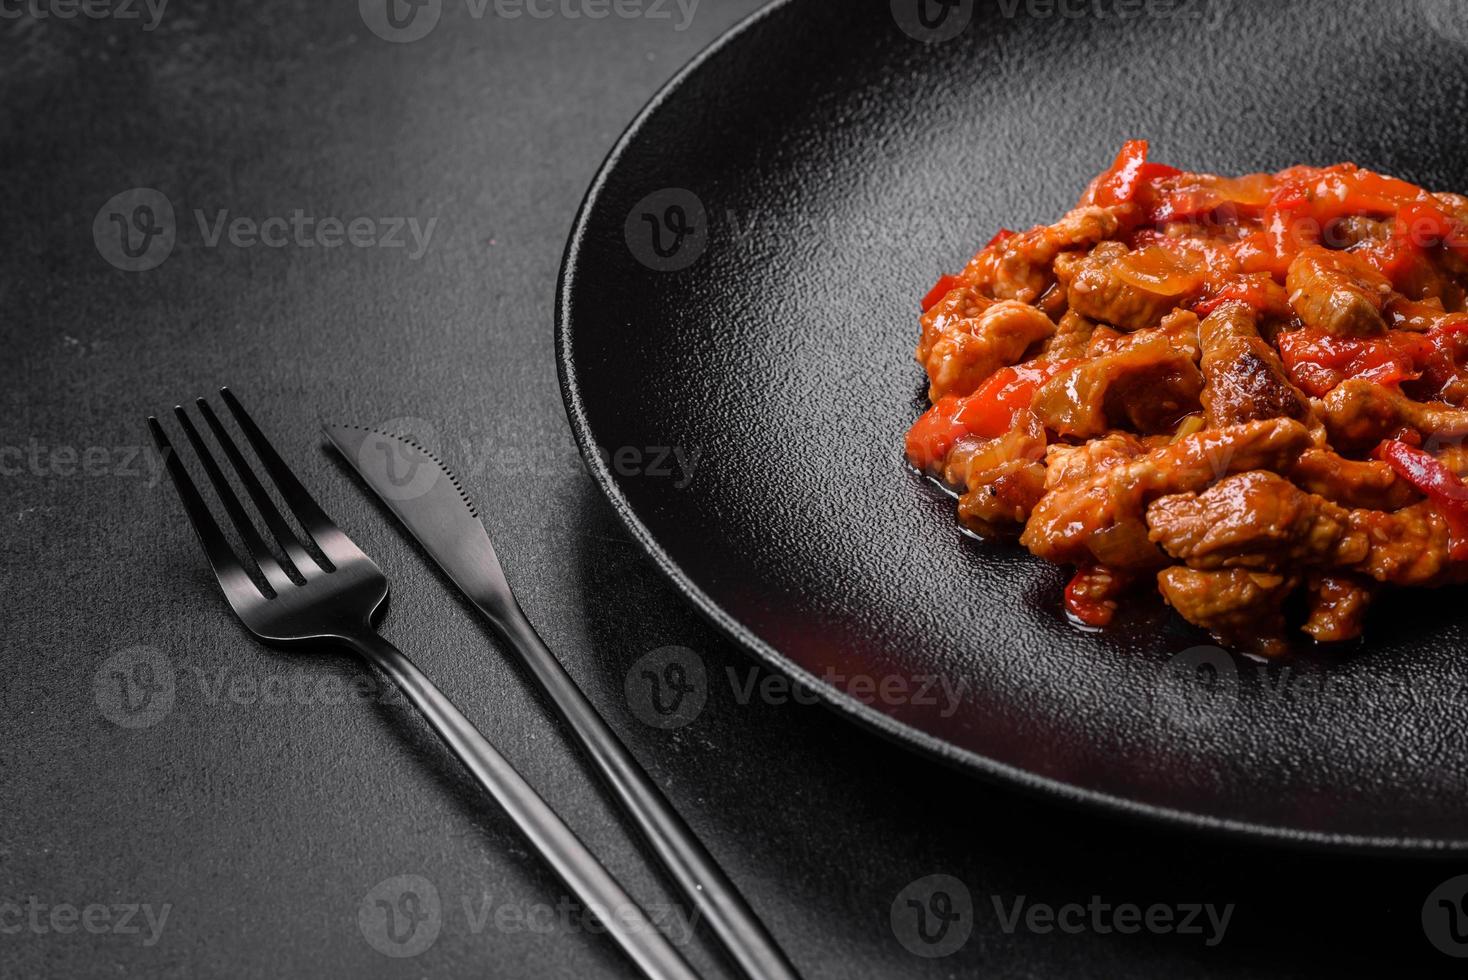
493,604,801,980
347,630,700,980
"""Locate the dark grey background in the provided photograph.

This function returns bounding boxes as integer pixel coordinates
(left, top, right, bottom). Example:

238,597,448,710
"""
1,0,1464,976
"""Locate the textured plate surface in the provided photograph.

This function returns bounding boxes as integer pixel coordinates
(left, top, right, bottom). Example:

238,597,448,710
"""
558,0,1468,850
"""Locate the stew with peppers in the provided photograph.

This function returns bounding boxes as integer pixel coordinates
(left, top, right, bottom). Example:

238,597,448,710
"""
907,141,1468,655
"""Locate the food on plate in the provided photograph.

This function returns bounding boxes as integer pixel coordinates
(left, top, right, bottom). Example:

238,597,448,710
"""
906,140,1468,654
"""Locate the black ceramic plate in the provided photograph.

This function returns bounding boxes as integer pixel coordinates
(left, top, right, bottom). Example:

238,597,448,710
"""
557,0,1468,851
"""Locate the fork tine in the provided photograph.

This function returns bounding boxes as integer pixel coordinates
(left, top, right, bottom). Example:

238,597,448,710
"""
218,387,362,566
173,406,297,596
196,398,321,576
148,416,265,602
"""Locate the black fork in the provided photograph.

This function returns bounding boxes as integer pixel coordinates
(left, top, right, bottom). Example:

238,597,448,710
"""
148,389,698,980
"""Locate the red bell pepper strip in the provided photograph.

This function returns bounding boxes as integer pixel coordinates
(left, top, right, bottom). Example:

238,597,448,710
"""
1277,329,1433,397
1260,164,1437,280
1191,273,1287,317
1375,440,1468,561
921,274,962,313
1081,140,1181,208
905,360,1077,472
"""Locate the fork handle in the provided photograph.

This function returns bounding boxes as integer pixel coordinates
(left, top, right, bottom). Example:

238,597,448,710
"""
489,603,800,980
345,631,700,980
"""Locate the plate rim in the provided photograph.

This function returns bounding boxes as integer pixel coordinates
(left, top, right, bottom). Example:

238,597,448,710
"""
553,0,1465,856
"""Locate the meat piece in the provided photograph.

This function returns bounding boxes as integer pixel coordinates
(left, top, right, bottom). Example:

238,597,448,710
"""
962,204,1133,304
1158,308,1202,360
1301,573,1373,643
946,412,1049,533
1353,502,1456,586
1055,241,1187,331
1324,215,1390,250
958,462,1048,534
921,299,1055,400
1147,471,1369,570
1064,565,1136,627
1039,432,1168,566
1286,245,1391,337
1198,302,1312,427
1086,324,1128,356
1386,295,1468,332
1157,567,1295,657
1043,310,1096,360
1029,337,1203,438
1086,308,1202,360
1020,418,1313,566
1043,432,1148,490
917,284,993,364
1288,448,1419,511
1146,471,1455,586
1319,378,1468,452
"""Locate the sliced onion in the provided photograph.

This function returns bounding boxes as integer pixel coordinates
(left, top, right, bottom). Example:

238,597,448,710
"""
1113,246,1205,296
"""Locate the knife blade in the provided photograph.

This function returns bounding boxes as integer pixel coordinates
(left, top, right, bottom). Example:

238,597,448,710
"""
325,420,801,980
324,424,517,623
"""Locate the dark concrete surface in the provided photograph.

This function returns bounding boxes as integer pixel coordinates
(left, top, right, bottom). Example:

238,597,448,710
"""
1,0,1463,976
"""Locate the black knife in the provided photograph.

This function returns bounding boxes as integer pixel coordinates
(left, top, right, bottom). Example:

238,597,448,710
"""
325,422,800,980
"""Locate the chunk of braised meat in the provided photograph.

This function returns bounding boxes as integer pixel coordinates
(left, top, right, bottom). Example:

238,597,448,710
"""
1288,448,1419,511
1353,502,1458,586
1043,310,1096,360
1198,302,1312,427
1158,308,1202,360
1301,573,1374,643
959,463,1049,535
1087,308,1201,360
1286,245,1391,337
1146,471,1456,586
917,284,992,364
1319,378,1468,452
1065,564,1137,627
1043,432,1148,489
1386,294,1468,331
1040,436,1168,568
1156,567,1296,657
1055,241,1186,331
921,299,1056,401
1147,470,1367,570
1325,215,1390,250
961,204,1134,304
1020,418,1313,567
946,412,1049,534
1029,337,1203,438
